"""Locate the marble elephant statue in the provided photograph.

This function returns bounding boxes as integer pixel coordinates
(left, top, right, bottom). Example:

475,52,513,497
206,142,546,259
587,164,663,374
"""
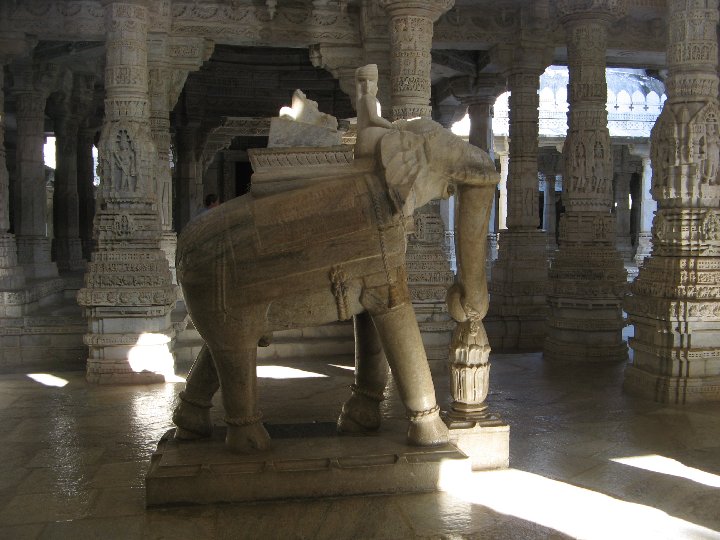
172,118,499,453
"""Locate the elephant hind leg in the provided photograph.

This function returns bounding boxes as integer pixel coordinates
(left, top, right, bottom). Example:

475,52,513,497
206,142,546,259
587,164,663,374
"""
173,343,218,440
338,312,389,434
210,339,270,453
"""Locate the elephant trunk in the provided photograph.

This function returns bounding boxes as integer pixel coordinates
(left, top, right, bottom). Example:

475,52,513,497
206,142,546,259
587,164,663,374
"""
448,184,494,321
446,183,495,420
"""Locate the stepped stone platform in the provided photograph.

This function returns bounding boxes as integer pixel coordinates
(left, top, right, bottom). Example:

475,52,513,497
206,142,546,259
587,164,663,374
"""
146,423,470,507
0,274,87,372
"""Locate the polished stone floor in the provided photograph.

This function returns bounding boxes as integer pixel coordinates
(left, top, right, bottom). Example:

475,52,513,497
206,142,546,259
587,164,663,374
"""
0,352,719,540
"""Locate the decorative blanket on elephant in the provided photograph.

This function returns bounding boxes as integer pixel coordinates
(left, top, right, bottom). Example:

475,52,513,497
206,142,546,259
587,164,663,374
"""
177,175,406,305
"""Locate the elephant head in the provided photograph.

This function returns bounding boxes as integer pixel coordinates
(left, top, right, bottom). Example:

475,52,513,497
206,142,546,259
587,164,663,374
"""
379,119,499,323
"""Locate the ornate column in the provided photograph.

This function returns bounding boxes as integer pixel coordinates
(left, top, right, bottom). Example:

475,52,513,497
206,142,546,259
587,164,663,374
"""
376,0,455,363
625,0,720,402
545,1,628,362
488,45,551,351
77,126,97,261
78,1,177,384
613,146,635,261
51,73,94,272
11,60,59,279
378,0,453,120
543,175,556,249
148,37,177,278
174,127,203,231
496,144,509,231
0,48,26,290
148,33,212,278
630,144,655,266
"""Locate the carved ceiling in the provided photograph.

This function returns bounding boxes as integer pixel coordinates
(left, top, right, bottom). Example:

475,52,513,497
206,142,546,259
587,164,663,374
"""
0,0,670,152
172,45,353,158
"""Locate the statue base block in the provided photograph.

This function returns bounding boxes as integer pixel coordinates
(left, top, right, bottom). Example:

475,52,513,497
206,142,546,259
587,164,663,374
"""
146,425,470,507
445,416,510,471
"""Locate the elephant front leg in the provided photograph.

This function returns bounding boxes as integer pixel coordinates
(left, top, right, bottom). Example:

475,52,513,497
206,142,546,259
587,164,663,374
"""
173,344,218,440
369,298,449,447
337,311,389,434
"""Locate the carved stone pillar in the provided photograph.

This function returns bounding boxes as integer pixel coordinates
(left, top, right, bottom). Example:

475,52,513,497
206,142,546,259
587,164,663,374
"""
0,59,25,290
174,128,202,231
497,148,509,231
376,0,455,363
378,0,454,120
613,146,635,262
77,127,97,261
11,60,59,279
358,2,393,118
51,73,94,272
148,51,176,279
78,1,177,384
629,145,655,266
625,0,720,402
148,33,212,279
488,50,551,351
543,175,556,249
545,2,628,362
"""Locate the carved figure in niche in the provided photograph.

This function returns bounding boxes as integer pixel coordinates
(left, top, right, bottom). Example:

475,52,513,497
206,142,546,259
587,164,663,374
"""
172,66,500,453
702,211,720,242
113,129,137,192
573,141,586,178
700,115,720,185
355,64,395,158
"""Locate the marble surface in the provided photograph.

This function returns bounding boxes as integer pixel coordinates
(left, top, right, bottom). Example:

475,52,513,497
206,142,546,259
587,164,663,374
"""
0,353,718,539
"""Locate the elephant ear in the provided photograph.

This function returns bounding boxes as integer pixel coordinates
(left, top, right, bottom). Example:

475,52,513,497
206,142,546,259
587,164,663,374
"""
380,129,429,214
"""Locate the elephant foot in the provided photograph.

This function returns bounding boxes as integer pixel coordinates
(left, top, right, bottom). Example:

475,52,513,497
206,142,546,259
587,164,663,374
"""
337,390,383,434
407,405,449,447
226,419,271,453
172,396,213,440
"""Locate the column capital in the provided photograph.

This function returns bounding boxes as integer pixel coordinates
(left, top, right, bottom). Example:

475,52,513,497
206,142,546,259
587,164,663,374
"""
628,143,650,160
309,43,363,72
378,0,454,21
10,60,62,96
490,43,553,77
0,33,36,66
555,0,627,25
453,74,506,106
309,43,364,105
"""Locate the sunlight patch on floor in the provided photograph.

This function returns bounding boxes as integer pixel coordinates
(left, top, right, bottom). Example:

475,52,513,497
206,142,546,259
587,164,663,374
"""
257,365,328,379
26,373,69,387
328,364,355,371
437,465,720,540
612,454,720,488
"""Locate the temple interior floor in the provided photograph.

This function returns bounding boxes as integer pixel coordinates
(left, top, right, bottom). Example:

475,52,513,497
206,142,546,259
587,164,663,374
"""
0,351,719,540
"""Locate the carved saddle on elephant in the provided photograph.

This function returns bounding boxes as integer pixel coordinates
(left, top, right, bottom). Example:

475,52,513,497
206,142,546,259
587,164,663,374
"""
176,163,411,327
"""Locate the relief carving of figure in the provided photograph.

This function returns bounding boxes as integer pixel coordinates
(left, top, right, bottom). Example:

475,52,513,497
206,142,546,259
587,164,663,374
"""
113,129,137,192
172,65,499,454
